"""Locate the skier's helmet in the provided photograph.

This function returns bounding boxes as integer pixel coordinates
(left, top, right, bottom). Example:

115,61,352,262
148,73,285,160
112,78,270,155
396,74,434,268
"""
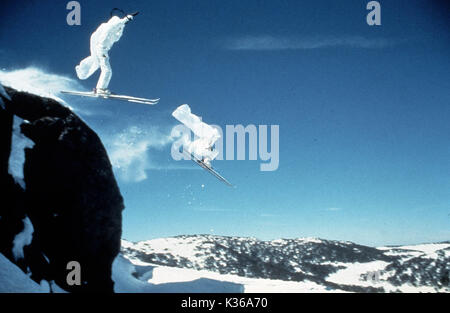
110,8,138,23
110,8,126,18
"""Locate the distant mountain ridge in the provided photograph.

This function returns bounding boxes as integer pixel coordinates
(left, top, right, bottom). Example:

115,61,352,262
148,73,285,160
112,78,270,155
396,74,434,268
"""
121,235,450,292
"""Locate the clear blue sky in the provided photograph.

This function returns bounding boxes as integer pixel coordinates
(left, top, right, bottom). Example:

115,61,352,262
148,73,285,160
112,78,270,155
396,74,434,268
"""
1,0,449,246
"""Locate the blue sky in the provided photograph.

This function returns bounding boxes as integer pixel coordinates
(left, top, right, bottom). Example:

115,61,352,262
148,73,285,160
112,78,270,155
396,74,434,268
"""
1,0,449,246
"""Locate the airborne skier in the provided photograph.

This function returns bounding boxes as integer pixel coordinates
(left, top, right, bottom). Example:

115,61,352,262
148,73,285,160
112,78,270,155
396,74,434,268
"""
75,10,138,95
172,104,233,186
172,104,220,166
64,10,158,104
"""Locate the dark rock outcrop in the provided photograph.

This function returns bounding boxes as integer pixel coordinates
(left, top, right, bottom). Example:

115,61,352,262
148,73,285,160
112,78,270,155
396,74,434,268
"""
0,87,124,292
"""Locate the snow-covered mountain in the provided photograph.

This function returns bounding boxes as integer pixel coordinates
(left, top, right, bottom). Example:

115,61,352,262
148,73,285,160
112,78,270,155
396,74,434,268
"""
121,235,450,293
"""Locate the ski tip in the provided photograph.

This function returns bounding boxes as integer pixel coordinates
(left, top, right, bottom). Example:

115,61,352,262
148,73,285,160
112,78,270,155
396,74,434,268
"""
128,98,160,105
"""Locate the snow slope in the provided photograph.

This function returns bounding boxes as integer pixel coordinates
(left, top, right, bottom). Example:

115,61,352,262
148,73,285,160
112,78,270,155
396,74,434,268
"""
0,82,11,108
0,68,90,116
112,254,244,293
0,68,81,105
12,216,34,260
0,253,65,293
8,116,35,189
116,255,342,293
122,235,450,293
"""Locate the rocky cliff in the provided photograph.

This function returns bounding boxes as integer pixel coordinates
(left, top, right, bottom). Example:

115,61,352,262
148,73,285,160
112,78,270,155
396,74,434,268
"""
0,86,124,292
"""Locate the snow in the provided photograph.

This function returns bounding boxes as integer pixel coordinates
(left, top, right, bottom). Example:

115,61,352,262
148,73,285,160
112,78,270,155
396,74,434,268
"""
326,260,389,287
124,236,253,270
0,82,11,109
272,237,323,245
42,254,50,264
12,216,34,260
296,237,323,244
123,236,450,293
0,67,83,106
387,284,439,293
378,243,450,259
114,254,340,293
8,116,35,189
0,82,11,100
124,236,332,274
146,263,336,293
112,254,244,293
393,243,450,257
125,237,209,266
270,239,287,245
378,243,450,253
0,253,51,293
112,254,150,292
325,258,448,293
0,252,66,293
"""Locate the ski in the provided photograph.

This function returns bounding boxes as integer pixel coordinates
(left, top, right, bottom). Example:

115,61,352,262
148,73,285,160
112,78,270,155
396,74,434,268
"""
60,90,159,105
186,152,233,187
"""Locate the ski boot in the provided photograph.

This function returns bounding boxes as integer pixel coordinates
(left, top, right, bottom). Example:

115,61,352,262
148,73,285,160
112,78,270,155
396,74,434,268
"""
93,88,111,96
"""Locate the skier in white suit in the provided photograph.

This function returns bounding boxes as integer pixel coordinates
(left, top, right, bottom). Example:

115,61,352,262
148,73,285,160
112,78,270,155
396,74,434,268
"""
75,11,138,95
172,104,221,167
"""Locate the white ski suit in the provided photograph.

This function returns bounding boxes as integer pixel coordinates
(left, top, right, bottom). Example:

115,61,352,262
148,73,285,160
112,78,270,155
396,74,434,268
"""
172,104,220,165
75,15,130,90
